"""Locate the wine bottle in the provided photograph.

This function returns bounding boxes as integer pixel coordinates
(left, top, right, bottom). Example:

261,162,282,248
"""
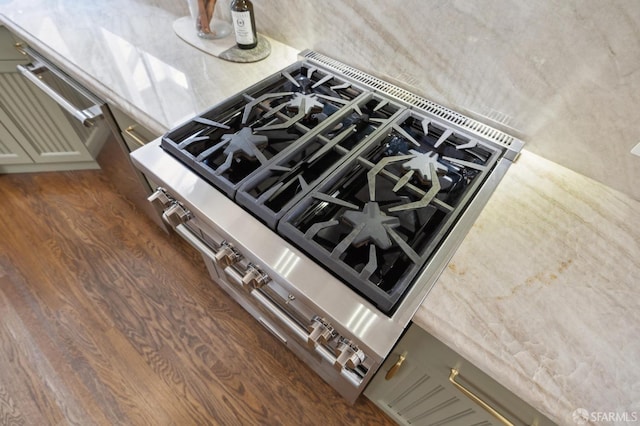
230,0,258,49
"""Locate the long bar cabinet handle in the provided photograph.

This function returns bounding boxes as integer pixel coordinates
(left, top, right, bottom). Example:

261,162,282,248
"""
15,45,104,127
124,125,147,147
449,368,515,426
17,62,102,127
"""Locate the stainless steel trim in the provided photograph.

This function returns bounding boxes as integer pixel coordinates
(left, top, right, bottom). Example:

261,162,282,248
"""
299,49,524,159
16,46,104,127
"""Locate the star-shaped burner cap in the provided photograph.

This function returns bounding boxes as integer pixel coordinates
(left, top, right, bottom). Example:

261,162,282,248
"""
221,127,268,158
341,201,400,250
402,149,448,182
286,92,324,115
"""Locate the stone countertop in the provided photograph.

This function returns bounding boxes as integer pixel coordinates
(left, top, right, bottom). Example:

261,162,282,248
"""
0,0,299,136
413,150,640,424
2,2,639,424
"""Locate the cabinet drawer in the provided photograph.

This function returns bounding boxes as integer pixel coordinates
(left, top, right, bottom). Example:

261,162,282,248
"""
365,325,556,426
110,105,158,151
0,26,29,72
0,26,28,62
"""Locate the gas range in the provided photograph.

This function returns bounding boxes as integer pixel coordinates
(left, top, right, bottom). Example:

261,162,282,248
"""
131,50,523,402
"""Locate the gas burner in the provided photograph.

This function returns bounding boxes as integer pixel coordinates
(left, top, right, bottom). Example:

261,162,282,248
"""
327,101,390,136
341,201,400,249
241,89,349,131
161,64,366,197
366,155,443,213
283,68,353,96
278,103,507,313
278,69,354,117
286,92,325,115
301,189,422,284
196,126,269,174
220,127,268,158
283,71,314,94
401,149,448,183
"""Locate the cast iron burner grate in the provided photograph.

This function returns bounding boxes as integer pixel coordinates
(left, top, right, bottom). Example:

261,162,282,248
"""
235,92,405,228
161,63,364,197
279,109,503,314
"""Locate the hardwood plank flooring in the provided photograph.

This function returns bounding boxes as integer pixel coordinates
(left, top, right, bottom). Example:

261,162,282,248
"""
0,169,395,426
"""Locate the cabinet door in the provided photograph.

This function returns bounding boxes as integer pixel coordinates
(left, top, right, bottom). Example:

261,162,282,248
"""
365,325,556,426
2,24,93,163
0,25,33,166
0,72,95,164
0,114,33,165
1,27,106,172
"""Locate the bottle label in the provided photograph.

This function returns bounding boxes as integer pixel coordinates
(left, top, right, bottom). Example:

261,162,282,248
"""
231,10,255,45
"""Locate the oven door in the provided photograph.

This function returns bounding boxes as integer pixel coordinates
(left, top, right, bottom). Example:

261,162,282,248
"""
158,202,375,403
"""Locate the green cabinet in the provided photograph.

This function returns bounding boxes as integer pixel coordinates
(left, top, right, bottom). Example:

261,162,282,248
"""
365,325,556,426
0,25,108,173
110,105,158,152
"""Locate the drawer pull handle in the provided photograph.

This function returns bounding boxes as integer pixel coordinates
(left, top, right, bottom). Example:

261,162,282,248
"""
14,42,26,55
449,368,514,426
384,352,406,380
17,62,103,127
15,46,105,128
124,125,147,147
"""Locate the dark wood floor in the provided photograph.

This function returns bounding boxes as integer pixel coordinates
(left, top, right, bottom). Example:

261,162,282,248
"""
0,168,395,425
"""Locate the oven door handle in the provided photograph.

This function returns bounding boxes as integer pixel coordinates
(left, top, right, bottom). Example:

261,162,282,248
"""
250,290,308,341
173,223,220,261
16,46,104,127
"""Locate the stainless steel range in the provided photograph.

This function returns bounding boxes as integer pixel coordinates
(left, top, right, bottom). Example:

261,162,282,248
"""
130,50,523,402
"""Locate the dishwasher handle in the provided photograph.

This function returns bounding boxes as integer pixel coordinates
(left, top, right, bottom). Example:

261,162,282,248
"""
16,47,104,127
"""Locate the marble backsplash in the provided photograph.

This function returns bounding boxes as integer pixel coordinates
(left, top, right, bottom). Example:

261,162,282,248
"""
244,0,640,201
